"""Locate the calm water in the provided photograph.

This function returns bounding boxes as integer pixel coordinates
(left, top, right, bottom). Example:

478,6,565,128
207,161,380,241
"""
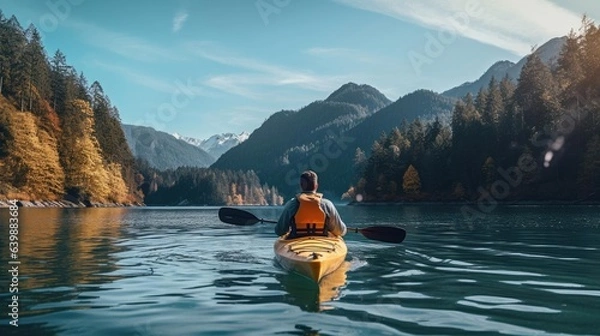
0,205,599,336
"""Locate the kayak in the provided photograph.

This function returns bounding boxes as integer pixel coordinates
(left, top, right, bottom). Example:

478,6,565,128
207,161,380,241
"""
274,235,348,282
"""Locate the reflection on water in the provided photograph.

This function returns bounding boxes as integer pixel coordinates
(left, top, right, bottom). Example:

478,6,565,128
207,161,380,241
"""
0,208,129,335
0,206,598,336
276,261,350,312
18,209,126,290
214,260,350,313
0,209,127,319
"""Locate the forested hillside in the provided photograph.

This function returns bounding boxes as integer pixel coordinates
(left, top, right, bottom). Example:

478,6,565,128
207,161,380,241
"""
318,89,456,195
211,83,391,198
347,20,600,203
0,13,140,204
136,160,283,206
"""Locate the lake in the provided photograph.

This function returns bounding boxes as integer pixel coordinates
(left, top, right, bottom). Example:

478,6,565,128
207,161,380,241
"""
0,205,598,335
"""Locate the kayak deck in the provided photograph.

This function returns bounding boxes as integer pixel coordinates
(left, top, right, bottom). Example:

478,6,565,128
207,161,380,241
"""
274,235,347,282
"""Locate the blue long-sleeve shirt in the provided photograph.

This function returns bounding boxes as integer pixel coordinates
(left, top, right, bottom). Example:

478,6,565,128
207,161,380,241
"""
275,193,347,237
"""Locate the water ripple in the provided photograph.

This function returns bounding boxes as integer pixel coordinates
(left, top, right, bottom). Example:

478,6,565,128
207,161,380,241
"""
435,266,546,277
2,206,599,336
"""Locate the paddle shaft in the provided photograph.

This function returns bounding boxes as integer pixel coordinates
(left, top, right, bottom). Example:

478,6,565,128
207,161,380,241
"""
219,207,407,244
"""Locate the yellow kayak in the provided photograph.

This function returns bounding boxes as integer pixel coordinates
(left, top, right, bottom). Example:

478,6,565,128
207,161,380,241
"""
274,235,348,282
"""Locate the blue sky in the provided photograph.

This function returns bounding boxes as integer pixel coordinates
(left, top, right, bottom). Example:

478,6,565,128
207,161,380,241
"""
2,0,599,140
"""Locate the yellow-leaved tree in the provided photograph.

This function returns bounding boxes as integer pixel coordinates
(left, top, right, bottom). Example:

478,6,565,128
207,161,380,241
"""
60,99,128,203
402,164,421,195
0,96,65,199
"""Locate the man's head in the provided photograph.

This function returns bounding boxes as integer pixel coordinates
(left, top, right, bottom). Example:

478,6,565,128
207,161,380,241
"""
300,170,318,192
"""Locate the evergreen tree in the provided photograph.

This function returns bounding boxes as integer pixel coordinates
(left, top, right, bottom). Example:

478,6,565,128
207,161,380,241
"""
1,16,27,103
483,77,502,127
406,118,425,164
50,49,68,113
24,24,50,112
497,76,518,157
421,119,452,193
499,75,516,104
557,29,585,99
474,87,488,113
451,94,483,192
579,15,600,98
481,77,503,156
77,72,91,102
514,52,561,137
0,10,7,95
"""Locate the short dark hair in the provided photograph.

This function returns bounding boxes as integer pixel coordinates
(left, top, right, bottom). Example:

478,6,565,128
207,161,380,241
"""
300,170,318,191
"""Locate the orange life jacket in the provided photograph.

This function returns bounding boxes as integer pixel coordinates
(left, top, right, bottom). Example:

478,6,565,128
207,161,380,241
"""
291,193,327,237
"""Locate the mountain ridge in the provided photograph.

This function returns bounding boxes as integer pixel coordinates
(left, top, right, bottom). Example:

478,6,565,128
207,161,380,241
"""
443,36,567,98
173,131,250,160
122,124,215,170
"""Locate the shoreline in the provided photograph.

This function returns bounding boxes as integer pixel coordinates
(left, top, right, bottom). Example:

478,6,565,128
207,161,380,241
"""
2,200,598,208
347,199,600,206
0,199,144,208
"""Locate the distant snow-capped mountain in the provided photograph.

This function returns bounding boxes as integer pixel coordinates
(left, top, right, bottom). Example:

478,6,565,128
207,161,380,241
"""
122,124,215,170
173,132,250,160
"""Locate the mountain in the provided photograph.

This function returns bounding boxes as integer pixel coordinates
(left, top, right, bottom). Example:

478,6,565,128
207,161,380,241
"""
314,89,456,195
351,89,456,133
443,36,567,98
211,83,391,198
325,82,392,110
210,84,458,199
122,124,215,170
172,133,204,147
173,132,250,160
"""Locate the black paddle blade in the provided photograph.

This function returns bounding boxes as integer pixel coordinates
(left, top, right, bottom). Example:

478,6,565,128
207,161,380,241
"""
358,226,407,244
218,207,260,225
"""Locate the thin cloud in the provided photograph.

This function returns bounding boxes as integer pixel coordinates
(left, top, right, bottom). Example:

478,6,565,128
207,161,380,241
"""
92,60,214,98
205,74,269,99
172,11,189,32
92,61,177,93
333,0,584,55
66,21,184,62
186,42,351,98
212,107,271,127
304,47,382,63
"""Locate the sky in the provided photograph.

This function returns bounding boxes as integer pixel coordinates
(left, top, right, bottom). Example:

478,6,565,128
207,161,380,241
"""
1,0,599,140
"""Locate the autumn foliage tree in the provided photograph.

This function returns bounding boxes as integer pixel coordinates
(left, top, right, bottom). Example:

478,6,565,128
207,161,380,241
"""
402,165,421,195
0,14,138,203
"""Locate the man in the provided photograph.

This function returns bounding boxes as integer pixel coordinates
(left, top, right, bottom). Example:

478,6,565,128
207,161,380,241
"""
275,170,347,238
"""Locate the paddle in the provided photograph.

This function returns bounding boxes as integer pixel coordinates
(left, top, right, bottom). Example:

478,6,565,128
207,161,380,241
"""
218,207,407,244
218,206,277,225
